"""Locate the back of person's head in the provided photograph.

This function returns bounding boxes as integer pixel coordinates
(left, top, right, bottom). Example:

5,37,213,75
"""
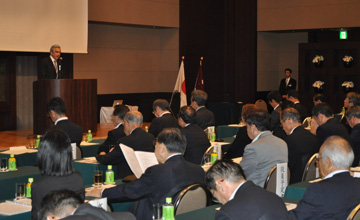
313,94,326,103
47,97,66,115
284,68,292,73
178,106,196,124
157,128,187,154
287,90,299,100
346,92,360,106
113,105,130,120
152,99,170,112
267,91,282,103
345,105,360,119
38,189,82,220
244,109,270,131
280,108,301,123
241,104,258,121
320,136,354,169
124,110,143,125
279,100,296,111
312,102,333,118
191,90,208,106
205,160,245,191
37,129,74,177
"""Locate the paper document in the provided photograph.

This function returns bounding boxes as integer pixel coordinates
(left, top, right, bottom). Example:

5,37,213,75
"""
80,141,98,146
120,144,158,178
0,146,37,155
76,157,99,164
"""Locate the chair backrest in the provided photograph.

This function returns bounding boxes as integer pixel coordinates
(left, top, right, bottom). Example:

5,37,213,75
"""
263,164,290,195
302,153,318,182
71,143,83,160
174,184,207,215
302,116,312,128
201,146,214,165
255,99,268,112
347,204,360,220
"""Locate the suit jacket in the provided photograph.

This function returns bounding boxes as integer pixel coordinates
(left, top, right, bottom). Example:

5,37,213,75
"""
240,131,288,187
269,105,281,131
195,107,215,130
288,172,360,220
181,124,211,164
148,113,178,137
96,128,155,178
341,115,352,134
102,155,205,220
97,124,126,154
62,204,136,220
279,77,296,96
316,118,350,146
225,126,251,159
350,123,360,166
295,102,309,122
39,56,63,79
216,181,288,220
48,119,83,146
284,126,319,184
31,172,85,220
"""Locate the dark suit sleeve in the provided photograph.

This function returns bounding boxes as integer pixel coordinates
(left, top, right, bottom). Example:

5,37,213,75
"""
96,146,125,165
215,210,233,220
97,130,116,154
148,119,160,137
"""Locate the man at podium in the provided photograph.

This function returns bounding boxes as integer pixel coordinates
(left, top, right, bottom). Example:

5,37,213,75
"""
39,44,64,79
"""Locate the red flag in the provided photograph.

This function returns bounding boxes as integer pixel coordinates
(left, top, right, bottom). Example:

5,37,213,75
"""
194,57,204,91
173,59,187,107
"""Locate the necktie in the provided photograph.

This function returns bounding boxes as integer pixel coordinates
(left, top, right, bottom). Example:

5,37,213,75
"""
54,60,58,78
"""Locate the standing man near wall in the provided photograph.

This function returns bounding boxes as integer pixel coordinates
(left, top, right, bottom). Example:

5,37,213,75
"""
279,68,296,99
39,44,65,79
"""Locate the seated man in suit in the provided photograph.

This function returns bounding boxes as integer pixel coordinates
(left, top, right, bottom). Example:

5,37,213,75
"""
39,44,64,79
47,97,83,147
39,189,135,220
312,103,350,146
206,160,288,220
267,91,282,131
287,90,309,122
240,109,288,187
190,90,215,130
281,108,319,184
346,106,360,166
279,68,296,99
148,99,178,137
87,128,205,220
97,105,129,154
178,105,211,164
288,136,360,219
96,110,155,178
342,92,360,133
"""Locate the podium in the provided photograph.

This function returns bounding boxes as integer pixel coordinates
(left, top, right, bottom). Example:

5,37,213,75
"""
33,79,97,135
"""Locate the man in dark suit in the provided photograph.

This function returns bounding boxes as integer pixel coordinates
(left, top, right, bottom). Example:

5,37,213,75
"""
205,160,288,219
281,108,319,184
267,91,282,131
312,103,350,146
190,90,215,130
148,99,178,137
279,68,296,98
88,128,205,220
287,90,309,122
178,105,211,164
96,110,155,178
47,97,83,147
342,92,360,133
39,189,135,220
288,136,360,219
39,44,65,79
346,106,360,166
97,105,130,154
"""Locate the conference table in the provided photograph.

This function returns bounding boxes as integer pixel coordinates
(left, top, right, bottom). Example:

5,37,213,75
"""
216,123,246,139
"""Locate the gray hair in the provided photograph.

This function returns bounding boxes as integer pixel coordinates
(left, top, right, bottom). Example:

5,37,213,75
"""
280,108,301,123
320,136,354,169
50,44,61,53
191,90,208,106
124,110,143,125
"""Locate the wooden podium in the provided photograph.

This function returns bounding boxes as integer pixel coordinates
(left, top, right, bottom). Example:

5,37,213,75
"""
33,79,97,135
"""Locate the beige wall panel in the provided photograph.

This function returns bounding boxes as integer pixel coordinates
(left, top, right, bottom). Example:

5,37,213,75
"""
89,0,179,28
257,52,279,72
258,0,360,31
258,71,280,91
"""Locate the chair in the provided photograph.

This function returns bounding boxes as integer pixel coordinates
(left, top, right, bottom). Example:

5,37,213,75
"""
347,204,360,220
263,164,290,195
174,184,207,215
201,146,214,165
302,153,318,181
302,116,311,128
255,99,268,112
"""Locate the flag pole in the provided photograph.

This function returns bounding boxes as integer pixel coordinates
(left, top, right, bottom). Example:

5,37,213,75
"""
194,56,203,90
170,56,185,108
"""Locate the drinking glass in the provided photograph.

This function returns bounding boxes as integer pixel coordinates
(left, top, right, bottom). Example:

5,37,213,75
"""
15,183,25,200
0,158,7,172
152,203,162,220
94,170,103,187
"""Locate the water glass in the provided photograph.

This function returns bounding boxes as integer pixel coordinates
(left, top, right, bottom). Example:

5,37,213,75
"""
94,170,103,187
15,183,25,200
0,158,7,172
152,203,162,220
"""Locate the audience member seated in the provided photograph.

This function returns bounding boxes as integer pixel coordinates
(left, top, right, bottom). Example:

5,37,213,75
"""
267,91,282,131
288,136,360,220
224,104,255,159
177,106,211,164
205,160,288,219
280,108,319,184
96,111,155,179
312,103,350,146
97,105,129,154
342,92,360,133
87,128,205,220
148,99,178,137
286,90,309,122
32,130,85,220
38,189,135,220
346,106,360,167
272,100,295,140
190,90,215,130
313,94,326,106
47,97,83,146
239,109,288,187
